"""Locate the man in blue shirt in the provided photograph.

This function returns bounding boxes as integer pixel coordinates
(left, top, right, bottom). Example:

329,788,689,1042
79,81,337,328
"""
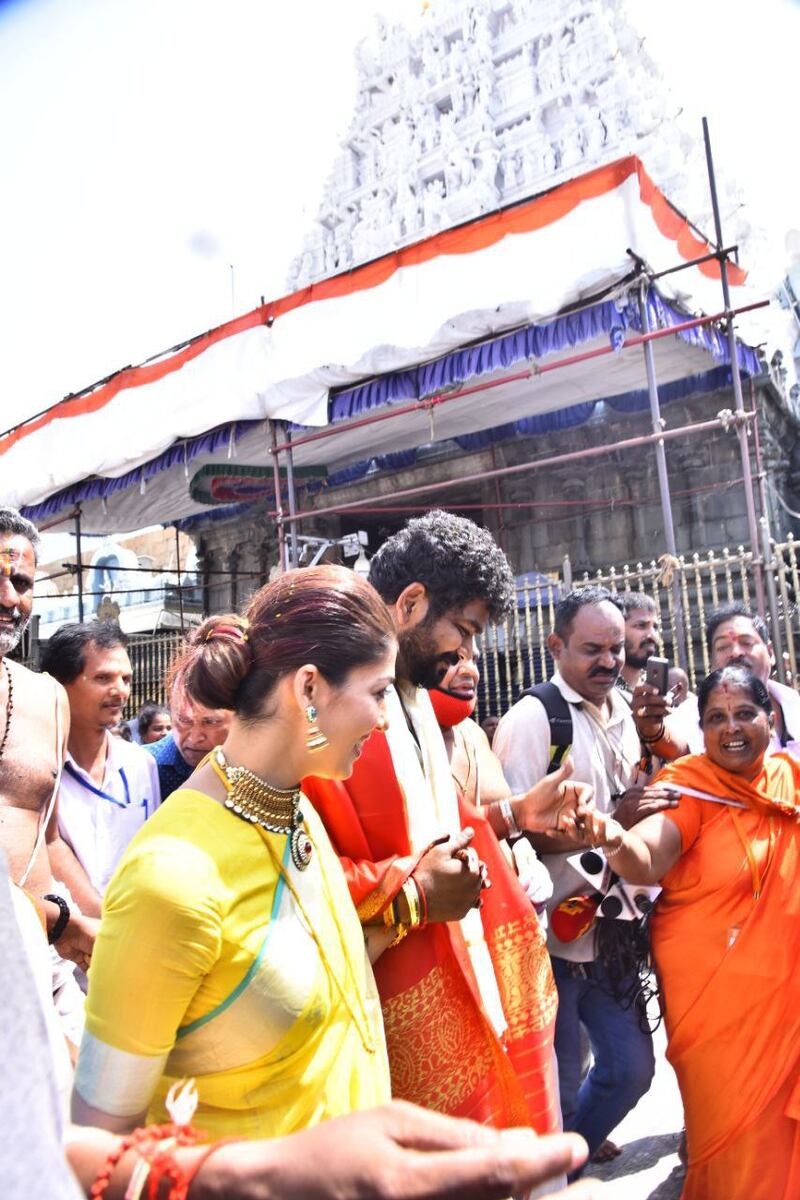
146,682,231,799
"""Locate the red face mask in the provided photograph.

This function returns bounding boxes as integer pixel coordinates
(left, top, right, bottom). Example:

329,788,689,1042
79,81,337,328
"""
428,687,477,729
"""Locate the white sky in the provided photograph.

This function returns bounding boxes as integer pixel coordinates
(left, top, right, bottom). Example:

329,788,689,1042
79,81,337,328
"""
1,0,798,441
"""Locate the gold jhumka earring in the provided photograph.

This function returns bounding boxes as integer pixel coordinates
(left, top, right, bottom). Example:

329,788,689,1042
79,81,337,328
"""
305,705,329,752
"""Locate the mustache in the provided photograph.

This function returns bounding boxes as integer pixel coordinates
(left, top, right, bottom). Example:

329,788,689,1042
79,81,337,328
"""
589,667,618,679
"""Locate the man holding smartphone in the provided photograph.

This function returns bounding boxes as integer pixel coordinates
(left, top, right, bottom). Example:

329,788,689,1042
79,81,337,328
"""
633,601,800,760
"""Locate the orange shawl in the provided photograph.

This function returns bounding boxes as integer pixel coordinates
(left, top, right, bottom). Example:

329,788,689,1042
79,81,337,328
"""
303,729,559,1133
651,752,800,1196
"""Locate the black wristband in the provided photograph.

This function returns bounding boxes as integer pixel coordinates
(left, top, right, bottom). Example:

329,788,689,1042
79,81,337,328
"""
43,893,70,945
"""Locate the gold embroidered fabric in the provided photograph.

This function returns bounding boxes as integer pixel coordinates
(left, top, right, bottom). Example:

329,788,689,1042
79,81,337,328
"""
381,959,495,1111
355,854,419,924
487,917,558,1039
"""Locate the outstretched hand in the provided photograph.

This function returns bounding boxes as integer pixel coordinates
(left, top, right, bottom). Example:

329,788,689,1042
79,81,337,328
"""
514,757,595,835
201,1099,599,1200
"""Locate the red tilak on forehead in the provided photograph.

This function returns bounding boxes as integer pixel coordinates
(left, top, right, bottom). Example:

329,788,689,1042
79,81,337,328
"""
0,549,19,578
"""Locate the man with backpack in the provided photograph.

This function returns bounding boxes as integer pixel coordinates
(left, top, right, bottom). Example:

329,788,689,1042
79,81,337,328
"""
494,587,676,1172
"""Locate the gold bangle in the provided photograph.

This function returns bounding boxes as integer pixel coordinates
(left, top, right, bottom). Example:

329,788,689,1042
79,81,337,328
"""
401,878,421,928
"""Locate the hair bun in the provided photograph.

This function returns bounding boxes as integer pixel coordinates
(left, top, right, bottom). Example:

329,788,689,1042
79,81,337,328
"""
204,620,250,645
172,614,253,710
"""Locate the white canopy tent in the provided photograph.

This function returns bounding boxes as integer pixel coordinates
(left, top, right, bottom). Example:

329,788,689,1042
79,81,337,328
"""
1,156,765,540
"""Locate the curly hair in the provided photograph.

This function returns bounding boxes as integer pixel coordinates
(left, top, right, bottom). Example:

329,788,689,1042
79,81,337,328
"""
367,510,515,621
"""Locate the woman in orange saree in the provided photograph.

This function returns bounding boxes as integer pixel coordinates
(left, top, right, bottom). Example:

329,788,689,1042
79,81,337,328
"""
577,664,800,1200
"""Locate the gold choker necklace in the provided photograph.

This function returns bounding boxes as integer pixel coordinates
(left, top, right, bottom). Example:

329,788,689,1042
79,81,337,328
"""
210,747,312,870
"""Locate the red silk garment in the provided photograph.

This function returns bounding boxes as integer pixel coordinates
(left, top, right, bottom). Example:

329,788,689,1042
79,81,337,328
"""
650,752,800,1199
303,729,559,1133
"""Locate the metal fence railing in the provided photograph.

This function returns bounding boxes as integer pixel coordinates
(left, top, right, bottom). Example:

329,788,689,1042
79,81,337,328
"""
25,532,800,727
126,631,186,715
476,539,800,722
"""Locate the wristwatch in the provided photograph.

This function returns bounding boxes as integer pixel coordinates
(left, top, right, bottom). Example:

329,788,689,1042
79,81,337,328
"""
43,893,71,945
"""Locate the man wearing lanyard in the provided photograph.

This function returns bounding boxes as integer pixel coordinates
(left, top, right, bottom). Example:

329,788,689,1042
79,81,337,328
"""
42,621,160,918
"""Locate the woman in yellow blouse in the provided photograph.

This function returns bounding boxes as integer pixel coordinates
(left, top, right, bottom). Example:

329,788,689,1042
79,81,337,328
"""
72,566,396,1140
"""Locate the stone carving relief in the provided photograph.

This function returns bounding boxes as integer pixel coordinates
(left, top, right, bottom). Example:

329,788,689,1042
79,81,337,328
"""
287,0,751,291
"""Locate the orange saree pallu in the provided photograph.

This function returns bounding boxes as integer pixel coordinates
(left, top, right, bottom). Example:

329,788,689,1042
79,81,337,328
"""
303,724,559,1134
651,752,800,1199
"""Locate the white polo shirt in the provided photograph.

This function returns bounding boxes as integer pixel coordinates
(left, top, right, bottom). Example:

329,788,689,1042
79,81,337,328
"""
57,734,160,895
494,671,643,963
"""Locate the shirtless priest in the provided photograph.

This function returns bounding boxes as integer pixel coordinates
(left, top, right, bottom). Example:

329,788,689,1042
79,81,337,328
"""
0,509,96,1035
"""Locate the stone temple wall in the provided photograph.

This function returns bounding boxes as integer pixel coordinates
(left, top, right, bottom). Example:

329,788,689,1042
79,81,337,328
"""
187,381,800,610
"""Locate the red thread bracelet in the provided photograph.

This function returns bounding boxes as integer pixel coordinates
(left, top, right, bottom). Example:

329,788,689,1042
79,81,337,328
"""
90,1121,202,1200
179,1137,244,1197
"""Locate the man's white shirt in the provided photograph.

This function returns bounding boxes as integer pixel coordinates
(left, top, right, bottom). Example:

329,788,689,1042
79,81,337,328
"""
494,672,642,962
57,734,160,895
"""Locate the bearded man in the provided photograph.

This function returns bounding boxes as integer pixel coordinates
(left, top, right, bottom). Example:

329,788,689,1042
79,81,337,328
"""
615,592,660,704
304,512,588,1156
0,508,96,1047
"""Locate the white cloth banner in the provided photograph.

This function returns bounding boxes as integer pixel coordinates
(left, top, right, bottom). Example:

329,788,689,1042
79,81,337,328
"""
0,162,760,511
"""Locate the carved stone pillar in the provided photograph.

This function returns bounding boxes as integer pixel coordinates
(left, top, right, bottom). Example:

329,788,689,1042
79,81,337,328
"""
227,546,242,612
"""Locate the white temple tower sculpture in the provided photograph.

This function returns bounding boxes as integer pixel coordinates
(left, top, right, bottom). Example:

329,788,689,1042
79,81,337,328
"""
287,0,747,291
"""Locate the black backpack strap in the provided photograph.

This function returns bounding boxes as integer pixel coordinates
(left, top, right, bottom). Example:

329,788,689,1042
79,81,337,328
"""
521,681,574,775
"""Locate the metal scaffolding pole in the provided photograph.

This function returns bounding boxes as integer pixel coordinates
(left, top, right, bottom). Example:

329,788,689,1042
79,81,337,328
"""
284,423,300,568
269,421,287,573
761,517,786,682
174,525,185,633
702,117,766,617
269,301,769,458
638,282,686,665
74,508,85,623
279,412,753,524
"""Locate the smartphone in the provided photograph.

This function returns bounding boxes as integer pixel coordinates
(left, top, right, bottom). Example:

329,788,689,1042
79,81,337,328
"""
645,656,669,695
